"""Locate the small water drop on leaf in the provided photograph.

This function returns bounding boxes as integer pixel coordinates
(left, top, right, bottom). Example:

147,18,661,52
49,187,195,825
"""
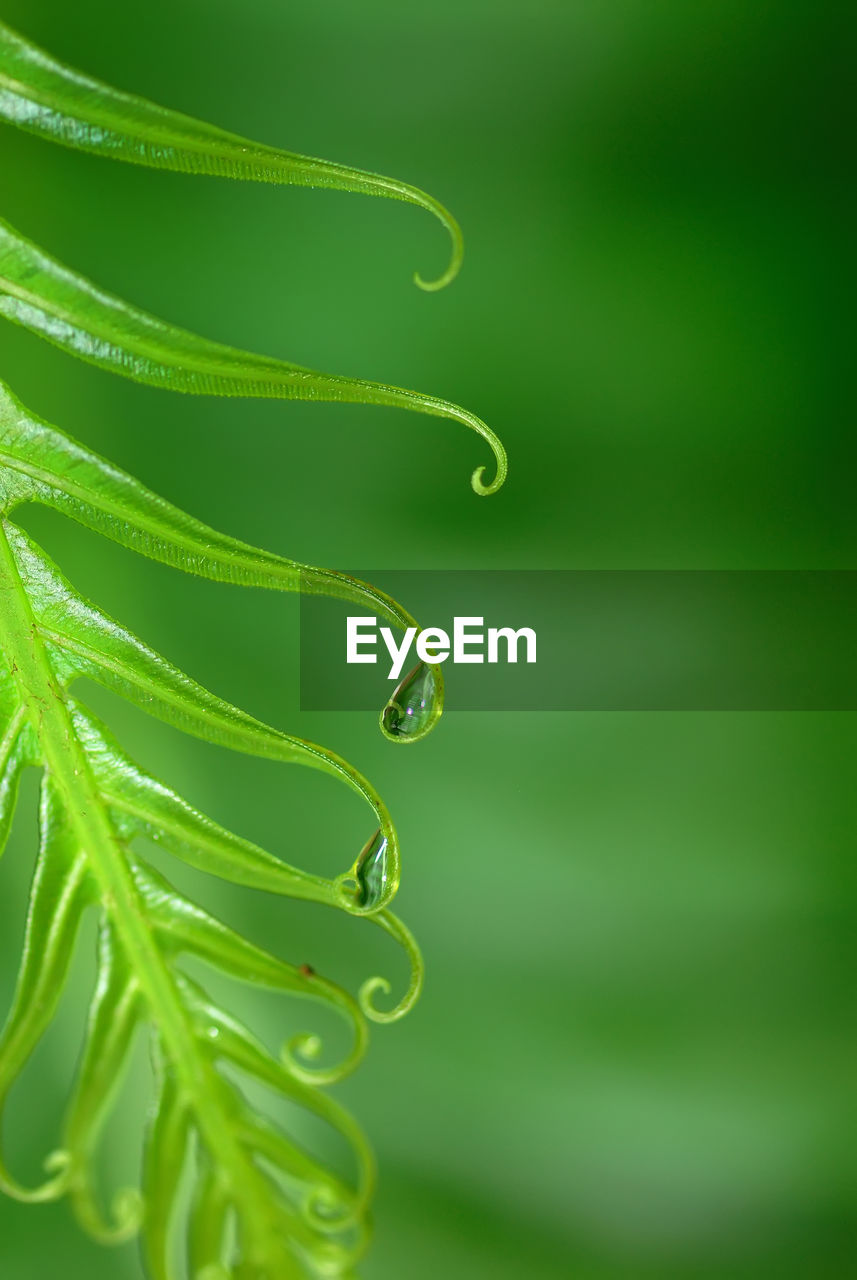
355,829,388,908
381,663,438,739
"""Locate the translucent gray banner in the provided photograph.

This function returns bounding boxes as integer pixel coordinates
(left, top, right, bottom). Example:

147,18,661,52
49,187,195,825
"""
299,571,857,711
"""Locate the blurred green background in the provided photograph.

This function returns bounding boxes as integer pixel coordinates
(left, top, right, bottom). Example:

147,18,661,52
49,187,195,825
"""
0,1,852,1277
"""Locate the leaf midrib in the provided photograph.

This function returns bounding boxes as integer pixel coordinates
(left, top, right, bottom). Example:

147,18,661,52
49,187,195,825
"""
0,68,423,199
0,706,26,777
0,445,299,578
0,516,301,1275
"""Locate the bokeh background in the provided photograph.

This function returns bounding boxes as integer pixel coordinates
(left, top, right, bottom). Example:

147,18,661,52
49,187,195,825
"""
0,2,852,1277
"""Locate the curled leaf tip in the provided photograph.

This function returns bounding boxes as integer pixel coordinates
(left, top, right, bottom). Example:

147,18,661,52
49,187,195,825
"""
105,1186,145,1243
280,982,368,1083
422,398,506,496
412,237,463,294
283,1031,322,1068
358,976,392,1020
75,1183,144,1245
43,1149,71,1177
0,1147,71,1204
358,911,425,1024
409,194,463,292
471,453,507,497
303,1183,360,1234
361,977,424,1024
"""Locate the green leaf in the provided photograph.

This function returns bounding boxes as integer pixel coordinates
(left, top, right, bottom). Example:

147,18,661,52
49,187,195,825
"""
0,390,423,1276
0,217,507,495
0,17,465,1272
0,378,445,743
0,17,462,291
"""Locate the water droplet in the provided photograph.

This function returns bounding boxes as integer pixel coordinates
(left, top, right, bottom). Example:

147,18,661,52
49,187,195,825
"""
382,662,437,738
355,828,388,908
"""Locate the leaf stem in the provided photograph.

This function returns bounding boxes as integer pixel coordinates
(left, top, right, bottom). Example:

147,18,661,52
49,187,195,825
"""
0,517,303,1276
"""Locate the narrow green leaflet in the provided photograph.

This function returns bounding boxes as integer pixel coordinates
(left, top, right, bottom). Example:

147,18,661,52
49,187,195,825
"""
0,17,507,493
0,414,425,919
0,378,444,742
0,383,424,1278
0,17,462,291
0,217,506,495
0,17,471,1276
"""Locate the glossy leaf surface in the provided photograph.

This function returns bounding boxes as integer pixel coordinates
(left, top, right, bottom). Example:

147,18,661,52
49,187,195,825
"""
0,17,462,291
0,18,479,1276
0,382,423,1278
0,216,506,495
0,378,445,742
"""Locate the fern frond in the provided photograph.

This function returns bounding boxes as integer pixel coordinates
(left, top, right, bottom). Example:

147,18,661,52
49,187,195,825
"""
0,17,462,291
0,378,444,741
0,18,474,1273
0,411,422,1277
0,217,506,494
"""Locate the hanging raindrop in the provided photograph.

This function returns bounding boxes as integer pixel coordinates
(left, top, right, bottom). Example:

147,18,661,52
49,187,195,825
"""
381,662,438,739
354,828,388,908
